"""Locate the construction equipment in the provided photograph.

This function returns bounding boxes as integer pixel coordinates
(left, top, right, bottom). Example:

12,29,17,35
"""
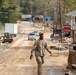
5,23,18,37
2,33,13,43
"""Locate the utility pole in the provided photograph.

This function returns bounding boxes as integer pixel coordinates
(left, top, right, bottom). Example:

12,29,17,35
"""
64,0,66,14
53,0,58,37
53,7,56,37
30,1,33,15
59,0,63,42
29,1,33,15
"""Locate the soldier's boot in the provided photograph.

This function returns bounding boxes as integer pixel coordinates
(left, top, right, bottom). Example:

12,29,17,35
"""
65,73,69,75
38,72,42,75
36,56,42,75
38,68,42,75
38,63,42,75
38,74,42,75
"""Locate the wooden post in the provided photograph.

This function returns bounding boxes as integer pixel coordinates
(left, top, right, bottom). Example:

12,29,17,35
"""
73,30,74,44
59,0,63,42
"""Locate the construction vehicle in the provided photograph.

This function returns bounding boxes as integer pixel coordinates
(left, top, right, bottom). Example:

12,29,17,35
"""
5,23,18,37
2,33,13,43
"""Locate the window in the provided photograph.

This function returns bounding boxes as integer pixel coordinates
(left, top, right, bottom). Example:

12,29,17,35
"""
50,18,53,21
46,18,48,21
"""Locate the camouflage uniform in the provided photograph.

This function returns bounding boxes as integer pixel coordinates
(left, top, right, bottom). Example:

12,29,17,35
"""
31,39,51,75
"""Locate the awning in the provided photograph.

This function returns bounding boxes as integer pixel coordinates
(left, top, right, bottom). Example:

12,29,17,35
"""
65,10,76,16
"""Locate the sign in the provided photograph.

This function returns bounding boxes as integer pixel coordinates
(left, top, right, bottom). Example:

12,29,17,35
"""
64,24,71,32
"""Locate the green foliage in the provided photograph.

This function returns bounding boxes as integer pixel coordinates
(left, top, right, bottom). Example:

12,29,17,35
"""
20,0,32,14
0,0,76,24
8,11,22,23
0,21,2,29
53,0,76,25
0,0,22,23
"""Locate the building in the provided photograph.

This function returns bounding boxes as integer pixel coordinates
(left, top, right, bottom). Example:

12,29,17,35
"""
65,10,76,43
34,15,43,22
43,16,53,26
22,14,32,21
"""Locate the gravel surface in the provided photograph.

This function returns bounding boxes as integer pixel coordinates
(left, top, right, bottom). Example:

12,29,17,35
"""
0,22,75,75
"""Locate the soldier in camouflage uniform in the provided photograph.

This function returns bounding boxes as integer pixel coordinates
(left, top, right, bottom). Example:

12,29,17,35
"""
30,32,52,75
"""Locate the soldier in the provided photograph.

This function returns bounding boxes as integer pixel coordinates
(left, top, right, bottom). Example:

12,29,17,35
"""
30,32,52,75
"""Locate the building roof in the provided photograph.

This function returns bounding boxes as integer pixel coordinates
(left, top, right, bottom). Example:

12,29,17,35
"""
22,14,32,18
65,10,76,16
34,15,43,18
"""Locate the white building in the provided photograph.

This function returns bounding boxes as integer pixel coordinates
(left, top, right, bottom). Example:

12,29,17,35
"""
65,10,76,30
22,14,32,21
65,10,76,43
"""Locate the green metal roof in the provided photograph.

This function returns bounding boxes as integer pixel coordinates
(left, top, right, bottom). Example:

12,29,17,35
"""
65,10,76,16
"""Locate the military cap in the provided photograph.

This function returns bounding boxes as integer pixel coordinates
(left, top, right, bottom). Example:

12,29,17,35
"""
39,32,44,35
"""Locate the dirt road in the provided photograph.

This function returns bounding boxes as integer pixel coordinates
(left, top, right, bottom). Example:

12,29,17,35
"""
0,22,69,75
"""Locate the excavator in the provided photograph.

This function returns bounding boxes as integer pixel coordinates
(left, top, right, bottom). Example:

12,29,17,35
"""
2,33,13,43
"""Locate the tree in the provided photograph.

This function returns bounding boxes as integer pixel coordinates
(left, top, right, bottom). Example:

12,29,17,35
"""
20,0,35,14
0,0,22,23
0,0,3,10
8,11,22,23
53,0,76,25
0,0,76,24
34,0,55,15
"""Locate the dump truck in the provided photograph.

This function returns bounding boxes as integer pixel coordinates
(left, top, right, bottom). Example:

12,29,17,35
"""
3,23,18,43
5,23,18,36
